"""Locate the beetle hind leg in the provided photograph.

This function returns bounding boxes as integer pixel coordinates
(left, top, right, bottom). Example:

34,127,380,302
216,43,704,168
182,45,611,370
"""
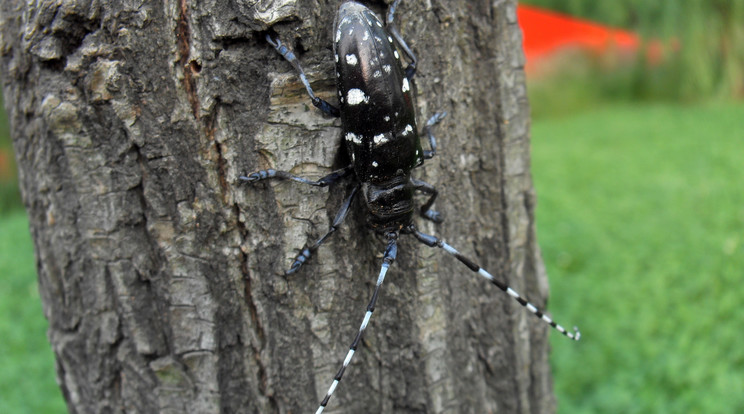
266,35,340,117
386,0,417,79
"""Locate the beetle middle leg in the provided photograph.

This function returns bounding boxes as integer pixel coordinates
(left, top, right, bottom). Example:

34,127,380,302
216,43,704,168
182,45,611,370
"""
240,165,356,273
240,165,353,187
411,178,443,223
386,0,417,79
266,35,340,117
422,111,447,159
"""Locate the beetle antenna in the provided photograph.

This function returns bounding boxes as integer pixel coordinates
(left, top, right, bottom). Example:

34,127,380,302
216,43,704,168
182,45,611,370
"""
409,227,580,341
315,233,398,413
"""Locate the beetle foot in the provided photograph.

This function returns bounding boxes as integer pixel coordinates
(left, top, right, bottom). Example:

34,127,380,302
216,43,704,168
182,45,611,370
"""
239,169,277,183
285,246,312,275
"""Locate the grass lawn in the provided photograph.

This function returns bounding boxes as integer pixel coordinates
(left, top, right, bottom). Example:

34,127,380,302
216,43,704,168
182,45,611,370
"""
0,211,66,413
0,101,741,412
533,102,744,413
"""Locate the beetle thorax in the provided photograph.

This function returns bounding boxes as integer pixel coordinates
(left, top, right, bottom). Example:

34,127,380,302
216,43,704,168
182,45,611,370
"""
361,174,415,232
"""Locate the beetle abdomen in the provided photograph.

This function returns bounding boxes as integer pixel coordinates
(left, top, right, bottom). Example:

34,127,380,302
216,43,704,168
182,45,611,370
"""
333,2,423,183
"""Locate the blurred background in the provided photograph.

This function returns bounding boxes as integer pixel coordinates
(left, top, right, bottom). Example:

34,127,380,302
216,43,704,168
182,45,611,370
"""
521,1,744,413
1,1,742,412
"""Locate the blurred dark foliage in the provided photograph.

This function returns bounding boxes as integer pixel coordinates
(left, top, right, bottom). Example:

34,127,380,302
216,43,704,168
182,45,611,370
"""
522,0,744,102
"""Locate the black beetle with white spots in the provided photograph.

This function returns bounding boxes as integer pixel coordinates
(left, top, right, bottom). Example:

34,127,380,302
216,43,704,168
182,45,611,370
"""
243,1,580,412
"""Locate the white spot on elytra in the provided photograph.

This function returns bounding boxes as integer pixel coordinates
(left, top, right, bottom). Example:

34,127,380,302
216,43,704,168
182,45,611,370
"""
388,36,393,43
346,54,358,65
335,30,341,43
372,161,379,167
383,65,391,73
376,20,383,27
394,50,400,59
363,31,370,41
347,88,369,105
335,54,339,62
345,132,362,144
384,115,390,122
373,70,382,78
401,124,413,136
375,36,382,43
402,78,410,92
373,134,388,145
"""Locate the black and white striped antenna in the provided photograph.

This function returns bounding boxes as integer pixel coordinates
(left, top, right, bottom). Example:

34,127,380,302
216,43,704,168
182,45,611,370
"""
315,235,397,414
411,227,581,341
314,228,580,412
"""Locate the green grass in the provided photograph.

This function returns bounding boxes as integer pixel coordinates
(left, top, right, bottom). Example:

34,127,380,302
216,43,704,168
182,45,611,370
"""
0,211,66,413
533,102,744,413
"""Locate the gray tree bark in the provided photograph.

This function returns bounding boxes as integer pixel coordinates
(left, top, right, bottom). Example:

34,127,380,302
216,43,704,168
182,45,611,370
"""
1,0,556,413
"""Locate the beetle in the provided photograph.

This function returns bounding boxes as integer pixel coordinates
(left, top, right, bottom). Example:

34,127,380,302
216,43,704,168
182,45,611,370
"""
242,1,580,412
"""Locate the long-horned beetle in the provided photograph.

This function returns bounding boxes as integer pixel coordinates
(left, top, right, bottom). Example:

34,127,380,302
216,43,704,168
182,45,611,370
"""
242,1,580,411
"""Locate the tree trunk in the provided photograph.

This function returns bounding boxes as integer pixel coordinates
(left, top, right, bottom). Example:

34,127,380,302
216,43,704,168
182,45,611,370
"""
1,0,555,412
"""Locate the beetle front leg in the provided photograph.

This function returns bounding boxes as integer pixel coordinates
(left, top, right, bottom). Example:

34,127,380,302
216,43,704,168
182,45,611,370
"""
266,35,341,117
411,178,443,223
286,185,359,274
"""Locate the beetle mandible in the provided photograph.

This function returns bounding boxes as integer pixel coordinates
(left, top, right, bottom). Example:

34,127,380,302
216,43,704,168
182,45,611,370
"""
242,1,580,412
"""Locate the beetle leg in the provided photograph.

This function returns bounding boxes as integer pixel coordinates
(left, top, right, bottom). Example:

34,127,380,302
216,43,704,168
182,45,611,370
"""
239,165,353,187
422,111,447,159
286,185,359,275
386,0,417,79
266,35,341,117
411,178,443,223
